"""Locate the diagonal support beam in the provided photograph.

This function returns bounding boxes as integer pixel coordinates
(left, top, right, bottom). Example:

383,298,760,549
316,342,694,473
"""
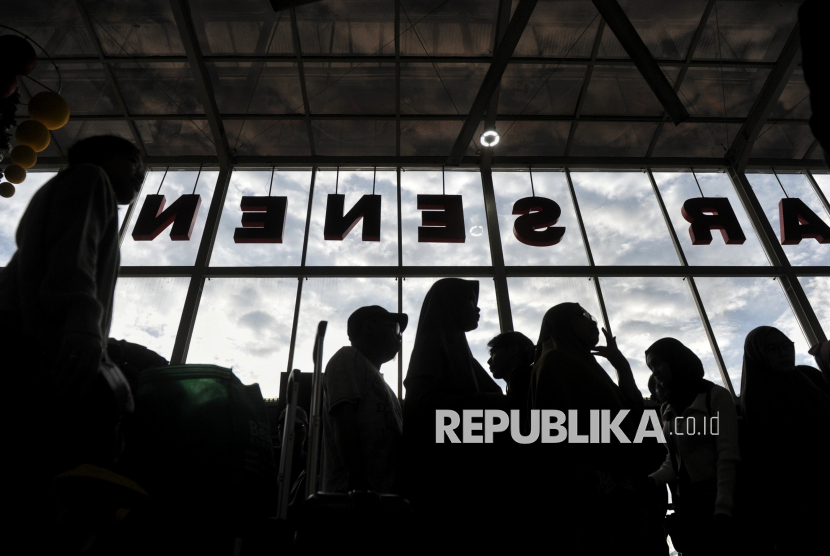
446,0,538,166
591,0,689,125
74,0,146,156
565,19,606,156
727,23,801,172
170,0,232,169
289,7,317,157
646,0,714,157
482,0,514,134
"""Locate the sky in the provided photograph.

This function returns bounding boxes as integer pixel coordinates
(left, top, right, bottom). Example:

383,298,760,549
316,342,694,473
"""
1,168,827,399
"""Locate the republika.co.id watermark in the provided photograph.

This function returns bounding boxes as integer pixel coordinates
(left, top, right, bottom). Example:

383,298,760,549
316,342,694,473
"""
436,409,721,444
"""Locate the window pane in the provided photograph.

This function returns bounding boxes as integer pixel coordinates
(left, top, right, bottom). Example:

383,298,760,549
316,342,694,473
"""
401,170,491,266
210,170,310,267
652,171,769,266
0,172,56,266
293,278,399,398
110,277,190,361
746,172,830,266
187,278,298,398
600,277,720,395
694,277,813,395
305,170,398,266
492,171,589,266
798,276,830,334
120,170,218,266
570,172,680,265
401,277,500,393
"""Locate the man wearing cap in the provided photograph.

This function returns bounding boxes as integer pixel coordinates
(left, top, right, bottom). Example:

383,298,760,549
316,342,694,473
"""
322,305,407,494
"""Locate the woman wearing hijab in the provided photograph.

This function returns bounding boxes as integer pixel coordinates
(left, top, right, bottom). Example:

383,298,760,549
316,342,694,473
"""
740,327,830,555
403,278,509,551
529,302,645,555
646,338,740,556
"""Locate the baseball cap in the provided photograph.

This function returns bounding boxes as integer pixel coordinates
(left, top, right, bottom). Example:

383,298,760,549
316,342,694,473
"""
347,305,409,340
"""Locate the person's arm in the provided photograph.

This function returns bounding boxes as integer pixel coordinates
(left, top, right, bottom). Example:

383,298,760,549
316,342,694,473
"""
649,448,676,486
592,328,644,410
41,166,117,390
711,388,740,517
329,401,370,491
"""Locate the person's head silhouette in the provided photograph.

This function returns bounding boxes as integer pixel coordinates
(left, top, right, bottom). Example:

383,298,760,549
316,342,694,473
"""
67,135,145,205
347,305,408,368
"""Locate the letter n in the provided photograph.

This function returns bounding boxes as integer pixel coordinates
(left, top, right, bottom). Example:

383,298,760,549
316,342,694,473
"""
234,196,288,243
512,196,565,246
681,197,746,245
323,194,381,241
132,194,201,241
417,194,465,243
779,198,830,245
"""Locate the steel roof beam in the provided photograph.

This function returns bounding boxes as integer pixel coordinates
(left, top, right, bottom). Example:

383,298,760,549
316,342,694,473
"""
591,0,688,125
45,53,787,70
565,19,606,156
33,156,829,170
727,23,801,172
289,7,317,157
170,0,232,169
446,0,538,166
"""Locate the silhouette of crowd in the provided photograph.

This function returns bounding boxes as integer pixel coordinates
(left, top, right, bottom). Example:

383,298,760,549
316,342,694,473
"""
1,136,829,556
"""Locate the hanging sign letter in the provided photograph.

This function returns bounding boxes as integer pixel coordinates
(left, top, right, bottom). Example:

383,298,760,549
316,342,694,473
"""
512,197,565,247
132,194,201,241
417,194,466,243
681,197,746,245
233,196,288,244
324,194,381,241
779,198,830,245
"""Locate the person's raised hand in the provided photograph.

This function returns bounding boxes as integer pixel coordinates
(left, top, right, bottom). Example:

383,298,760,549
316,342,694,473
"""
50,332,102,393
592,327,630,371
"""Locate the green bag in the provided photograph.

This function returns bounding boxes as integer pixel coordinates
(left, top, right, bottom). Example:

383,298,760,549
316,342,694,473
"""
126,365,277,521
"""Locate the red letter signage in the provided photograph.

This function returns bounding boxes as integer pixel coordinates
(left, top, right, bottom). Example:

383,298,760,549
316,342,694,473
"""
417,195,465,243
323,194,381,241
233,196,287,244
512,197,565,247
779,198,830,245
132,194,201,241
681,197,746,245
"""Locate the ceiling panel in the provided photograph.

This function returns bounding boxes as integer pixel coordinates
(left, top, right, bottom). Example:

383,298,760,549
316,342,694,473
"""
304,62,396,114
113,62,204,115
570,121,658,157
498,64,585,116
400,62,488,115
208,62,303,115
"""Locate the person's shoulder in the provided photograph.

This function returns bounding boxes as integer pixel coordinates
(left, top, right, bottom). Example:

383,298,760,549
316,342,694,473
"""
326,346,361,369
50,164,113,199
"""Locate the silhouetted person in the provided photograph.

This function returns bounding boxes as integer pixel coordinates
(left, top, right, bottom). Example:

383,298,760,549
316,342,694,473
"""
322,305,407,494
403,278,509,551
487,330,534,408
799,0,830,166
740,326,830,555
809,339,830,387
0,135,144,551
646,338,740,556
529,303,645,554
107,337,168,393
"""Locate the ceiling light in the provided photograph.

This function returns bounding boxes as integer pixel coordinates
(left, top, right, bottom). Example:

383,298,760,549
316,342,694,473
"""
480,130,500,148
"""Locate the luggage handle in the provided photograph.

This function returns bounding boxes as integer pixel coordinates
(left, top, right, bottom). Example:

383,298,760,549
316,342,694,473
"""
305,321,327,499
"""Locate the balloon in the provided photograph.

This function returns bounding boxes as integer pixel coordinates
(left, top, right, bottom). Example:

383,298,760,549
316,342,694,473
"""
1,73,18,98
28,91,70,130
3,164,26,184
15,120,50,152
0,35,37,76
0,182,16,198
10,145,36,169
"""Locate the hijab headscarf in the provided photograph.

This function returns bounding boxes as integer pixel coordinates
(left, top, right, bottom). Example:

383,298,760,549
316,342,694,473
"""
531,303,639,471
645,338,708,414
740,326,830,438
404,278,502,413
